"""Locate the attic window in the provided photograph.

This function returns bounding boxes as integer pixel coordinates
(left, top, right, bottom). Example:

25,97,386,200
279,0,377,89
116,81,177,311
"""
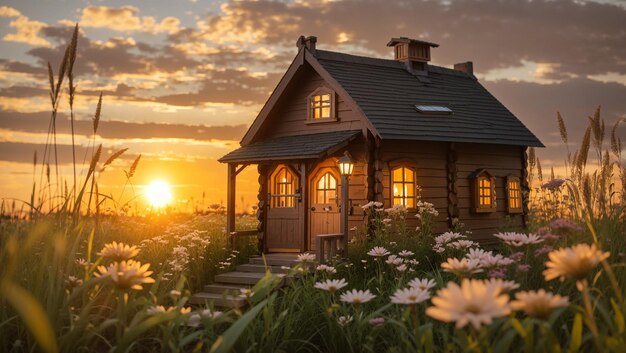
307,88,336,122
415,105,453,114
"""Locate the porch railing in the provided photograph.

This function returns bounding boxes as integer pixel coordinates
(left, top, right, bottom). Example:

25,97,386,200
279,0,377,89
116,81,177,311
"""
315,233,342,263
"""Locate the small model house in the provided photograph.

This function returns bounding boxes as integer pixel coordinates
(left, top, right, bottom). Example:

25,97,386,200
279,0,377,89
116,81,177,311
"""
220,35,543,254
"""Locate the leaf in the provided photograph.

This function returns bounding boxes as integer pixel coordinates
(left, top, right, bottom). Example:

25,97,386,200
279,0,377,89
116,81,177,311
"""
209,298,269,353
568,313,583,353
611,298,625,332
0,281,58,353
115,311,178,353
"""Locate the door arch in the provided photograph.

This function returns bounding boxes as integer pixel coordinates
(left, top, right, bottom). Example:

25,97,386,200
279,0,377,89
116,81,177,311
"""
309,167,341,250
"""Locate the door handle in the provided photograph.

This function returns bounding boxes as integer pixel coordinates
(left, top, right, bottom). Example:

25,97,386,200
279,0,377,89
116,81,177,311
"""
311,207,316,211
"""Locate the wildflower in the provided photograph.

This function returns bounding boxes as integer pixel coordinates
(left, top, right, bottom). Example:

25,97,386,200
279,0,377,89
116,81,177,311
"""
441,258,483,277
398,250,414,257
390,286,430,305
517,264,531,273
549,218,582,233
449,240,478,250
368,317,385,327
487,268,507,279
511,289,569,319
96,260,155,291
65,275,83,288
367,246,390,257
408,259,419,265
534,245,554,257
75,258,89,267
408,278,436,291
509,252,524,261
337,315,353,326
485,278,519,293
340,289,376,304
389,241,397,246
494,232,544,247
201,309,223,319
386,255,403,266
316,264,337,274
146,305,167,315
296,253,316,263
396,264,408,272
170,290,181,299
99,241,140,261
239,288,254,299
543,244,610,282
426,279,511,330
314,279,348,293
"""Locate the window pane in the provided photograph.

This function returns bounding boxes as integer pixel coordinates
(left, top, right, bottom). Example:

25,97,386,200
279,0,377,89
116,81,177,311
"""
321,107,330,118
405,185,414,197
327,190,336,202
314,109,320,119
316,190,325,203
393,183,402,196
404,168,414,182
393,197,403,205
393,168,403,182
329,174,337,188
322,94,331,101
406,197,415,208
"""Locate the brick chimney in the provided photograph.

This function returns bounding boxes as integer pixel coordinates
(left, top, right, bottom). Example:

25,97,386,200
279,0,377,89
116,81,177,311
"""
454,61,474,75
387,37,439,74
296,35,317,55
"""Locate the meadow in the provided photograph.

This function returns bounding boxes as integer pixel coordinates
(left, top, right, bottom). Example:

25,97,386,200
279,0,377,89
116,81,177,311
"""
1,25,625,353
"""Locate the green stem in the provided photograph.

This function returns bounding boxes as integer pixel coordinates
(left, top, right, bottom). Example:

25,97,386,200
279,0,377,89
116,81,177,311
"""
116,291,125,344
411,305,420,351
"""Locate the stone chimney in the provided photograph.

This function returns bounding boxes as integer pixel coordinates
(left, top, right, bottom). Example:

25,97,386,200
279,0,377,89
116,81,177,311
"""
296,35,317,55
454,61,474,75
387,37,439,74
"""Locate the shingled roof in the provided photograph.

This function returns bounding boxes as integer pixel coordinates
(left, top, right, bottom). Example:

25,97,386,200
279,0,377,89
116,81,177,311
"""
219,130,360,163
314,50,543,147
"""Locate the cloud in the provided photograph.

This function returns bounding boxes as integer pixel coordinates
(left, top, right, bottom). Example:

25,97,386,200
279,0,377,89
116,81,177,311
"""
194,0,626,78
0,6,51,47
79,5,181,34
0,110,249,141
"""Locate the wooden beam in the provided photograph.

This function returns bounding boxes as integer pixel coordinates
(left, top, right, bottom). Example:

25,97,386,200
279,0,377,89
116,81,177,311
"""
226,163,237,237
300,162,308,252
235,164,248,176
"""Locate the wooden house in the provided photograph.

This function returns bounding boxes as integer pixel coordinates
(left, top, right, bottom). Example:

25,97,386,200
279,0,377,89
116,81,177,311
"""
219,36,543,254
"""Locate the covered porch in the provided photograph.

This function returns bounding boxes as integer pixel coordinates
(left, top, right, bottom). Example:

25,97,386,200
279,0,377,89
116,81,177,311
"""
218,130,362,258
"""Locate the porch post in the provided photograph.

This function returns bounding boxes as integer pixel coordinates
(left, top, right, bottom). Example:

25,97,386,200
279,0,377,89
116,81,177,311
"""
226,163,237,236
340,174,349,256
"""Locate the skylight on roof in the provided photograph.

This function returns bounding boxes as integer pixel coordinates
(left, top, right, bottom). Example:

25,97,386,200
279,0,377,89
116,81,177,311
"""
415,105,453,114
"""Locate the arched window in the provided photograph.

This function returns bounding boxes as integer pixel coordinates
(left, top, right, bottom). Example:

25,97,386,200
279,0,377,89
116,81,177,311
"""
470,169,496,213
506,176,522,213
271,166,296,208
307,88,336,121
316,172,338,204
392,166,416,208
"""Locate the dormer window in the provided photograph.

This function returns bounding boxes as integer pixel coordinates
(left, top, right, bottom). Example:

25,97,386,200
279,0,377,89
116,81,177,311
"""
470,169,496,213
307,88,336,122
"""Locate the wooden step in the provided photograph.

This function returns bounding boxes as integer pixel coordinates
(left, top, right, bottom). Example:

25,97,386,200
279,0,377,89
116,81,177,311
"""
236,263,290,274
214,271,286,285
203,283,248,295
188,292,245,308
249,256,299,267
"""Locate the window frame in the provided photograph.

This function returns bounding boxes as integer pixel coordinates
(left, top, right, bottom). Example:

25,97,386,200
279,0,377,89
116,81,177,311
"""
505,175,523,214
306,87,337,123
269,165,299,208
315,171,339,204
390,165,417,208
470,169,496,213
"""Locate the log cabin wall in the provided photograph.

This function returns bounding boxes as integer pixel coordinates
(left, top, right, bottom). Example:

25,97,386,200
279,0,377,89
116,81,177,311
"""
254,64,362,141
378,140,450,234
344,141,370,238
455,142,525,241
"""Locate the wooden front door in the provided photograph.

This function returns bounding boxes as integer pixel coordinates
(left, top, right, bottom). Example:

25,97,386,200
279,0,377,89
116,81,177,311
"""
266,165,303,252
309,168,341,250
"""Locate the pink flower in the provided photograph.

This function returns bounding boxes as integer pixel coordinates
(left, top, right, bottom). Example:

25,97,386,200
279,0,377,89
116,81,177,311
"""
510,252,524,261
534,245,554,257
549,218,582,233
368,317,385,327
488,268,507,279
541,233,561,241
517,264,531,273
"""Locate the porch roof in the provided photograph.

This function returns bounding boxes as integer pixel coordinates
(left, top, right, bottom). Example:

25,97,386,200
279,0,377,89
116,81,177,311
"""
219,130,361,163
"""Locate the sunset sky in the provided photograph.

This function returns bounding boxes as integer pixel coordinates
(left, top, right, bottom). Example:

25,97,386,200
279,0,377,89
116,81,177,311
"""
0,0,625,212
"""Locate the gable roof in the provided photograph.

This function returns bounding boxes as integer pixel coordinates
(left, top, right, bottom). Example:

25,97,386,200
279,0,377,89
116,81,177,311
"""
313,50,543,147
220,130,360,163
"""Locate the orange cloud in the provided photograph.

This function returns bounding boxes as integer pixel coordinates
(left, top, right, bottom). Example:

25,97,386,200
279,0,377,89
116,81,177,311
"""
79,5,181,34
0,6,51,47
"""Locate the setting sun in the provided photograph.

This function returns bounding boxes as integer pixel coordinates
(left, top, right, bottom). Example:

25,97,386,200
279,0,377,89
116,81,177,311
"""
144,180,173,208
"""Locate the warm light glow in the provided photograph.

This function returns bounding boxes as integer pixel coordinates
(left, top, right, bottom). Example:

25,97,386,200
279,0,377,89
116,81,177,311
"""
145,180,173,208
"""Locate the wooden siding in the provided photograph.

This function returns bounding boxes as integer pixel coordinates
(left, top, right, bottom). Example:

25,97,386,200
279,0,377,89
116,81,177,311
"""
378,140,450,234
255,64,362,141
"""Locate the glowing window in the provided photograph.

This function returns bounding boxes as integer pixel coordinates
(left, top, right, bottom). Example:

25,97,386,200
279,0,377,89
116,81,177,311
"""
392,166,415,208
472,169,496,213
272,167,296,208
507,176,522,213
315,172,337,204
309,91,333,119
